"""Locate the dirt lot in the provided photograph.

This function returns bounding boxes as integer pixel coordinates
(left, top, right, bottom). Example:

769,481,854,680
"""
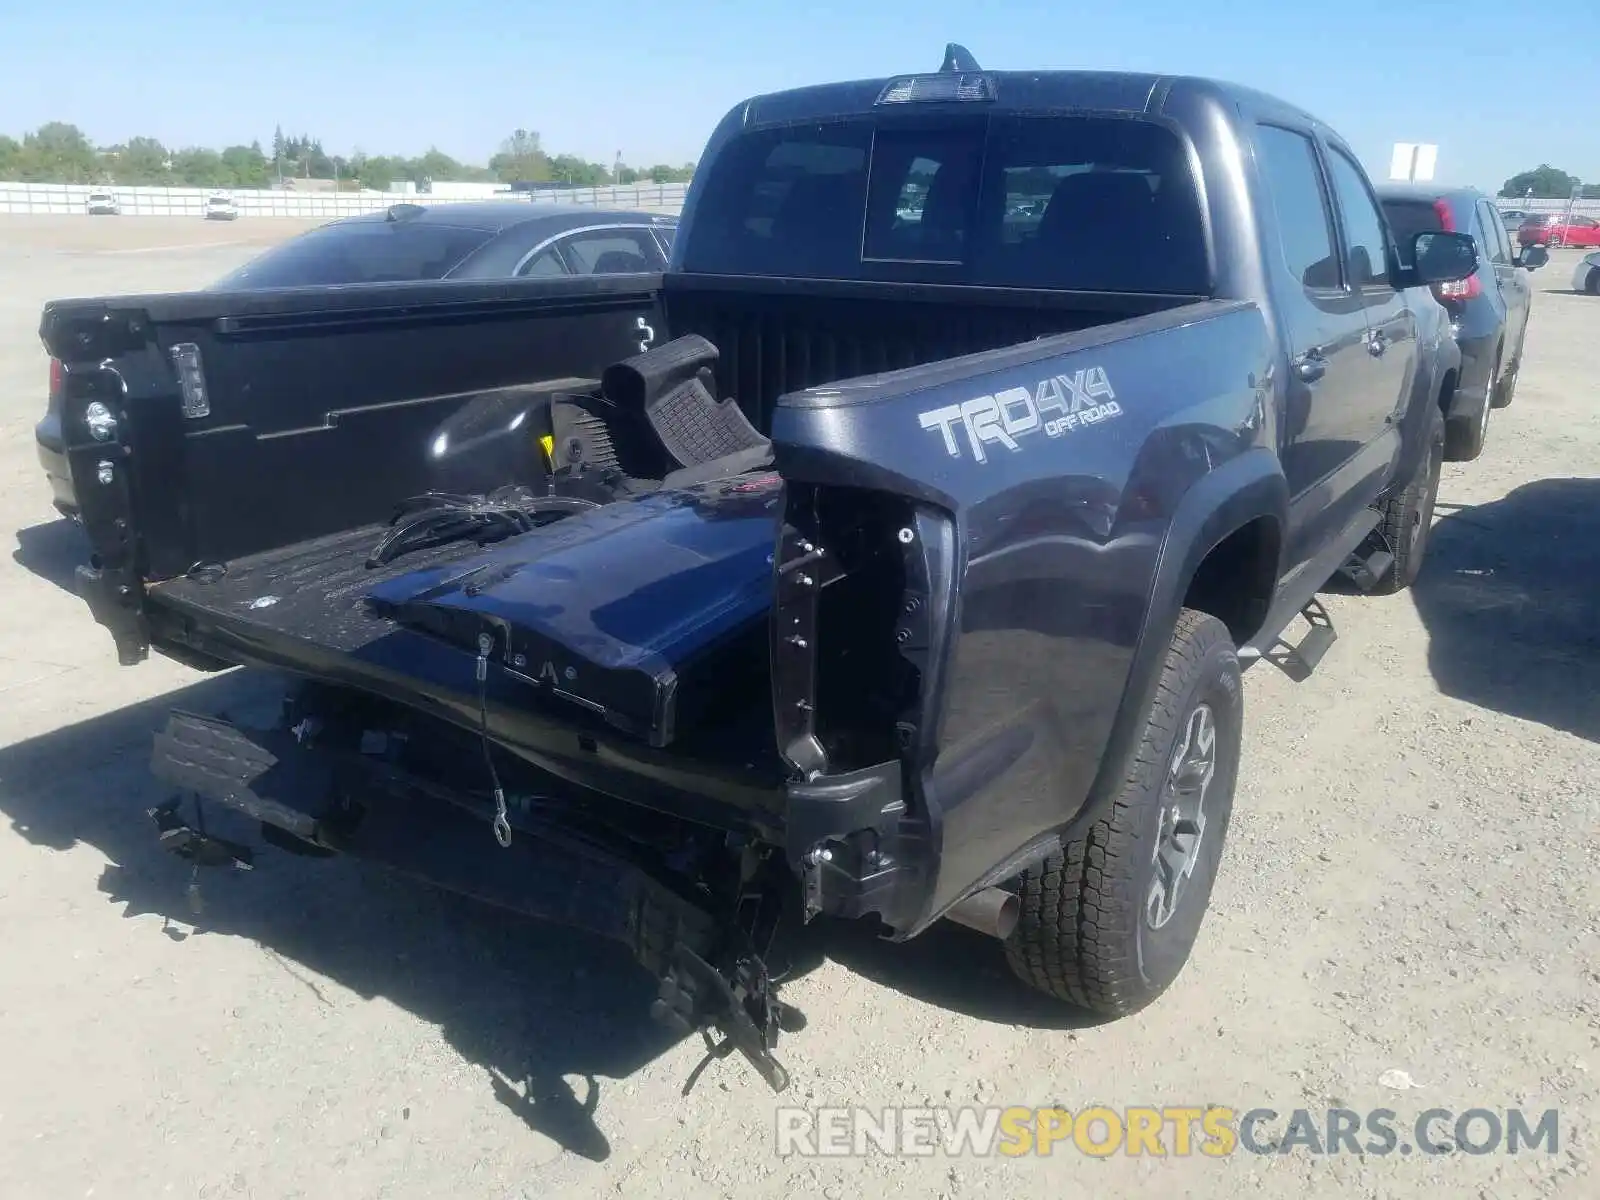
0,217,1596,1200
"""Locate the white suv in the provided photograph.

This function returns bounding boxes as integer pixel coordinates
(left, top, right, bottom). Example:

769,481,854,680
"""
204,193,239,221
86,190,120,216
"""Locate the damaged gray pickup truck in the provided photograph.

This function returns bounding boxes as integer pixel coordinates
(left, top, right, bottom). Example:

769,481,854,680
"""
41,46,1478,1091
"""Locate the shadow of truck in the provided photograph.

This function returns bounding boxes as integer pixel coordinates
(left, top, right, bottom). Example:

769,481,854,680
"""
0,669,683,1160
0,663,1100,1156
1412,477,1600,745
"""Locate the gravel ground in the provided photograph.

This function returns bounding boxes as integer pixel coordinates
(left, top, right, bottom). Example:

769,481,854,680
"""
0,216,1595,1199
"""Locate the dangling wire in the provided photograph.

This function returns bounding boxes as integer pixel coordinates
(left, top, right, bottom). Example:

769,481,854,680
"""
366,492,600,570
475,632,512,848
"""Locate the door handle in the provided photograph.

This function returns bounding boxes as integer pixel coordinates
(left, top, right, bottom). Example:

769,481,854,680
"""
1293,349,1327,384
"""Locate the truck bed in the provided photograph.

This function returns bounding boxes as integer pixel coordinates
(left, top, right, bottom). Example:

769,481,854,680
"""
150,523,485,655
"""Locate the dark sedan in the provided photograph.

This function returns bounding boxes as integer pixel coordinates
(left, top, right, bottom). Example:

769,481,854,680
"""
1379,184,1545,462
36,203,678,519
211,201,677,288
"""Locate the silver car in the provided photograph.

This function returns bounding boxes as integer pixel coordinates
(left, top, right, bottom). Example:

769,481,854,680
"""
1573,251,1600,295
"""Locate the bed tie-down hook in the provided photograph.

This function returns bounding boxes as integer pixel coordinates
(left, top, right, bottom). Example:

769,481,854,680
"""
476,632,514,849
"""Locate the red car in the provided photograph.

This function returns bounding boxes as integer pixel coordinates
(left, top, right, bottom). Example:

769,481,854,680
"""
1517,213,1600,248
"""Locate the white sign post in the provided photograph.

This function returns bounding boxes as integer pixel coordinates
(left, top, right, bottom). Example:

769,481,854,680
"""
1388,143,1439,183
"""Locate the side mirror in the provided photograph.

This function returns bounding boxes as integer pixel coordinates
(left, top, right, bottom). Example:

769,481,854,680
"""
1516,244,1549,271
1407,230,1478,286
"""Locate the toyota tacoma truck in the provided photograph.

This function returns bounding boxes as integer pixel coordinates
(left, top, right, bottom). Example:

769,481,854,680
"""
39,46,1478,1092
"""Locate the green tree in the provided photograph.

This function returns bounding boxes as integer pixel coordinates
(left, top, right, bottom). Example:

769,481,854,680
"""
1,119,694,191
547,152,610,186
110,136,172,184
491,128,548,182
21,121,98,182
1499,165,1582,200
171,147,231,187
414,147,464,185
360,155,398,191
219,143,270,188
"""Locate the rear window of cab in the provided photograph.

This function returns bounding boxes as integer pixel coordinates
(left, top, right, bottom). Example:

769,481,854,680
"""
678,112,1210,294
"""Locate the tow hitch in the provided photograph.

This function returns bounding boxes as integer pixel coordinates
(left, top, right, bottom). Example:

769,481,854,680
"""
653,875,805,1094
148,797,254,915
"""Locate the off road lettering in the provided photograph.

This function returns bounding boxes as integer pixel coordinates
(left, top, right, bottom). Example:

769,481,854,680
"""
918,365,1122,462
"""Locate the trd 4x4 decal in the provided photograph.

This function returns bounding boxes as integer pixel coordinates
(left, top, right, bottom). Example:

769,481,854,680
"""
917,366,1123,463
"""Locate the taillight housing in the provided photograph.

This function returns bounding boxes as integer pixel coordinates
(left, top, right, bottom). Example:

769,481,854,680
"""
1434,275,1482,301
45,356,64,414
1428,198,1481,301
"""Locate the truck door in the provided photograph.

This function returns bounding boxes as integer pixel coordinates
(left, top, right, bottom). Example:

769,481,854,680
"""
1252,124,1380,572
1320,144,1415,473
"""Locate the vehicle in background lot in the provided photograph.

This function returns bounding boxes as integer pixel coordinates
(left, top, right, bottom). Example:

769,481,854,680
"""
36,205,678,518
211,203,679,289
40,48,1480,1093
204,193,239,221
1517,212,1600,248
1380,184,1546,460
1497,207,1528,232
1572,250,1600,294
85,190,120,216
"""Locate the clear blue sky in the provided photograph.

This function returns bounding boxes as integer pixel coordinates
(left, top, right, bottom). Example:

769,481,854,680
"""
3,0,1595,190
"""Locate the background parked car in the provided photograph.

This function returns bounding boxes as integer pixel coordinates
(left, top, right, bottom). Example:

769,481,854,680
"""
85,190,120,216
210,202,678,289
204,193,239,221
1497,207,1529,233
1517,213,1600,248
1574,250,1600,295
1380,183,1544,460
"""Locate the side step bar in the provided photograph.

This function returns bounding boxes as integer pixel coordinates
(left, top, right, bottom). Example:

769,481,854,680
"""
1239,507,1391,680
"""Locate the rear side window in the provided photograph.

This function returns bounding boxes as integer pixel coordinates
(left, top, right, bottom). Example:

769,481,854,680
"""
1323,148,1392,288
1475,200,1510,263
679,113,1210,293
1254,125,1340,290
211,221,498,289
1381,198,1443,269
557,229,661,274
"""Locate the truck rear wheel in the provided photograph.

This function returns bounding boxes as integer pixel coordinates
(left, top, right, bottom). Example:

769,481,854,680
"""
1371,406,1445,594
1004,609,1242,1017
1489,353,1519,410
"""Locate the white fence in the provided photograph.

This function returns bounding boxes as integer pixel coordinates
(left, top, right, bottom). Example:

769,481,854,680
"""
1,178,1591,223
1496,196,1600,218
0,181,691,219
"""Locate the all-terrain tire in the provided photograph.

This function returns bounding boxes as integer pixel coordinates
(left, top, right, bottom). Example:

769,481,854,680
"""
1371,405,1445,595
1004,609,1243,1017
1443,372,1488,462
1489,352,1520,410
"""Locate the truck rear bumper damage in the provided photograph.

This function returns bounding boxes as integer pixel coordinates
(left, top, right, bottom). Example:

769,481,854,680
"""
148,706,804,1092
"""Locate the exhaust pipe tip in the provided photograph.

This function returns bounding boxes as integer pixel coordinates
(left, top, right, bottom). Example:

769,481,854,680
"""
944,886,1019,941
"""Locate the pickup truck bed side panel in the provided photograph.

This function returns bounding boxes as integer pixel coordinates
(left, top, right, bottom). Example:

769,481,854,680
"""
41,276,662,580
771,298,1281,924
